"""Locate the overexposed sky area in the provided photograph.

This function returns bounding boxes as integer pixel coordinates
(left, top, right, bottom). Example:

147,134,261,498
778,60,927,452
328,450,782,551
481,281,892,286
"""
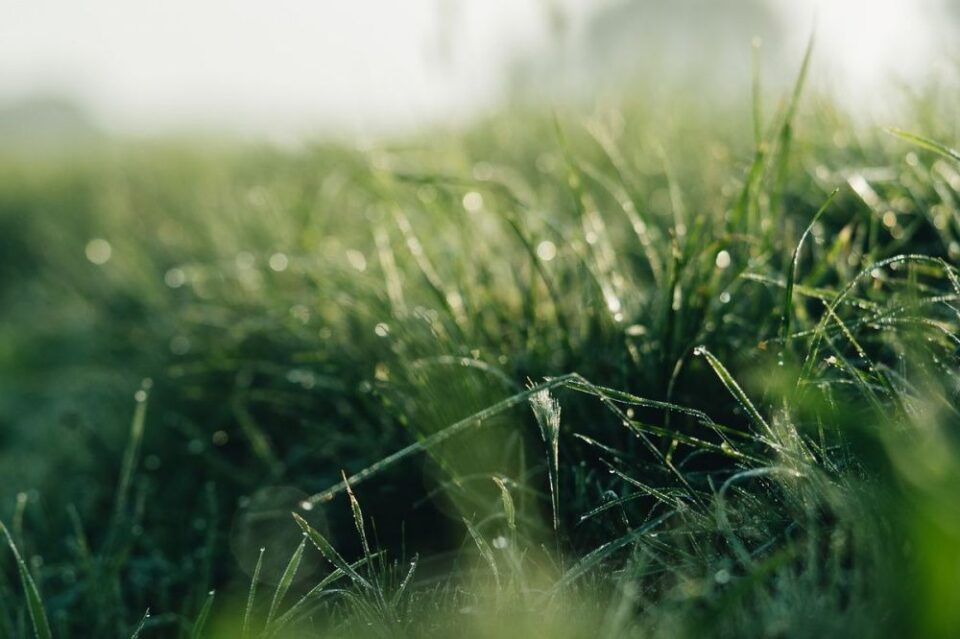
0,0,956,137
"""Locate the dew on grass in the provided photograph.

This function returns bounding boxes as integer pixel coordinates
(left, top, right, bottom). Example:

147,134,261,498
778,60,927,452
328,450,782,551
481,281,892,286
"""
536,240,557,261
374,322,390,337
164,268,186,288
462,191,483,213
85,238,112,265
346,249,367,272
269,252,289,272
715,250,731,269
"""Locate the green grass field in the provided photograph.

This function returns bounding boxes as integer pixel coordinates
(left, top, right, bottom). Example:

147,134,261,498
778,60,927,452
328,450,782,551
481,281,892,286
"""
2,62,960,637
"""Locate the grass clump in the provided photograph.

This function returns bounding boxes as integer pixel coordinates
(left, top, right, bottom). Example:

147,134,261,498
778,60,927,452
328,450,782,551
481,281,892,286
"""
1,66,960,637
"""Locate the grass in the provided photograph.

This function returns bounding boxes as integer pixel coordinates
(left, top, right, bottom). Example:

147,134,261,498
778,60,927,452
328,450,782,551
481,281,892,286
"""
1,66,960,637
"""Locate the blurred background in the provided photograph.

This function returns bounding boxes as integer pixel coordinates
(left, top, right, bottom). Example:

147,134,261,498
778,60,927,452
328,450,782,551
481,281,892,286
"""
1,0,958,142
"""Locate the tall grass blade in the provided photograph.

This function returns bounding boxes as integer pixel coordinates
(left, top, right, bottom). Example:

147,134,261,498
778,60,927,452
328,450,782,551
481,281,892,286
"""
115,382,149,519
780,189,839,348
265,537,306,628
190,590,215,639
529,387,562,530
241,546,265,639
462,518,501,588
0,521,51,639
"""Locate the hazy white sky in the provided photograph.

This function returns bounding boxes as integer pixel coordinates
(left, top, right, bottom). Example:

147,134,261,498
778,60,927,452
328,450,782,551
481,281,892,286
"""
0,0,955,137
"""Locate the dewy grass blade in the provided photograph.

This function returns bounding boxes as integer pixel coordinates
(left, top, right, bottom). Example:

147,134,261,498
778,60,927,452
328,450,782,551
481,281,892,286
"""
115,381,150,520
886,128,960,163
190,590,215,639
695,346,774,441
529,386,562,530
463,517,501,589
492,476,516,532
265,537,306,627
0,520,51,639
241,546,265,639
129,609,150,639
780,189,840,349
292,512,373,591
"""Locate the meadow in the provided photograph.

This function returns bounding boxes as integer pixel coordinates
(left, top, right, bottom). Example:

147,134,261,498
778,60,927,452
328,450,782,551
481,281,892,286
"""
2,58,960,637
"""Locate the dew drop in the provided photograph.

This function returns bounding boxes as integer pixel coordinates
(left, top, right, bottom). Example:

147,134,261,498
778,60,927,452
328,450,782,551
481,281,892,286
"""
85,238,112,265
269,253,289,272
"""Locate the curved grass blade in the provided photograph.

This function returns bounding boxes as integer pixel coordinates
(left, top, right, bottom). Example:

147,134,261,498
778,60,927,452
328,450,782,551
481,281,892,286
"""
780,189,839,348
463,518,501,589
886,128,960,163
292,513,372,591
265,537,306,627
0,521,51,639
303,374,582,506
552,511,675,592
266,552,383,637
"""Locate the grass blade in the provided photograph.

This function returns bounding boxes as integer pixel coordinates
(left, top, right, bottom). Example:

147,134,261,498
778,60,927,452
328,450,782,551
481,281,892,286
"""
190,590,215,639
780,188,840,348
241,546,265,639
695,346,775,441
265,537,306,627
492,476,516,532
462,518,501,589
0,521,51,639
129,609,150,639
886,127,960,163
292,513,372,591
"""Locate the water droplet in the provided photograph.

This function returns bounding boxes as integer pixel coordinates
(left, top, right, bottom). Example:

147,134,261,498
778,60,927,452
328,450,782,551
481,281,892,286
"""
299,500,314,511
714,569,731,584
462,191,483,213
374,322,390,337
269,253,289,272
164,268,186,288
715,250,731,270
536,240,557,262
85,238,112,265
492,536,508,550
134,390,147,403
346,249,367,272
